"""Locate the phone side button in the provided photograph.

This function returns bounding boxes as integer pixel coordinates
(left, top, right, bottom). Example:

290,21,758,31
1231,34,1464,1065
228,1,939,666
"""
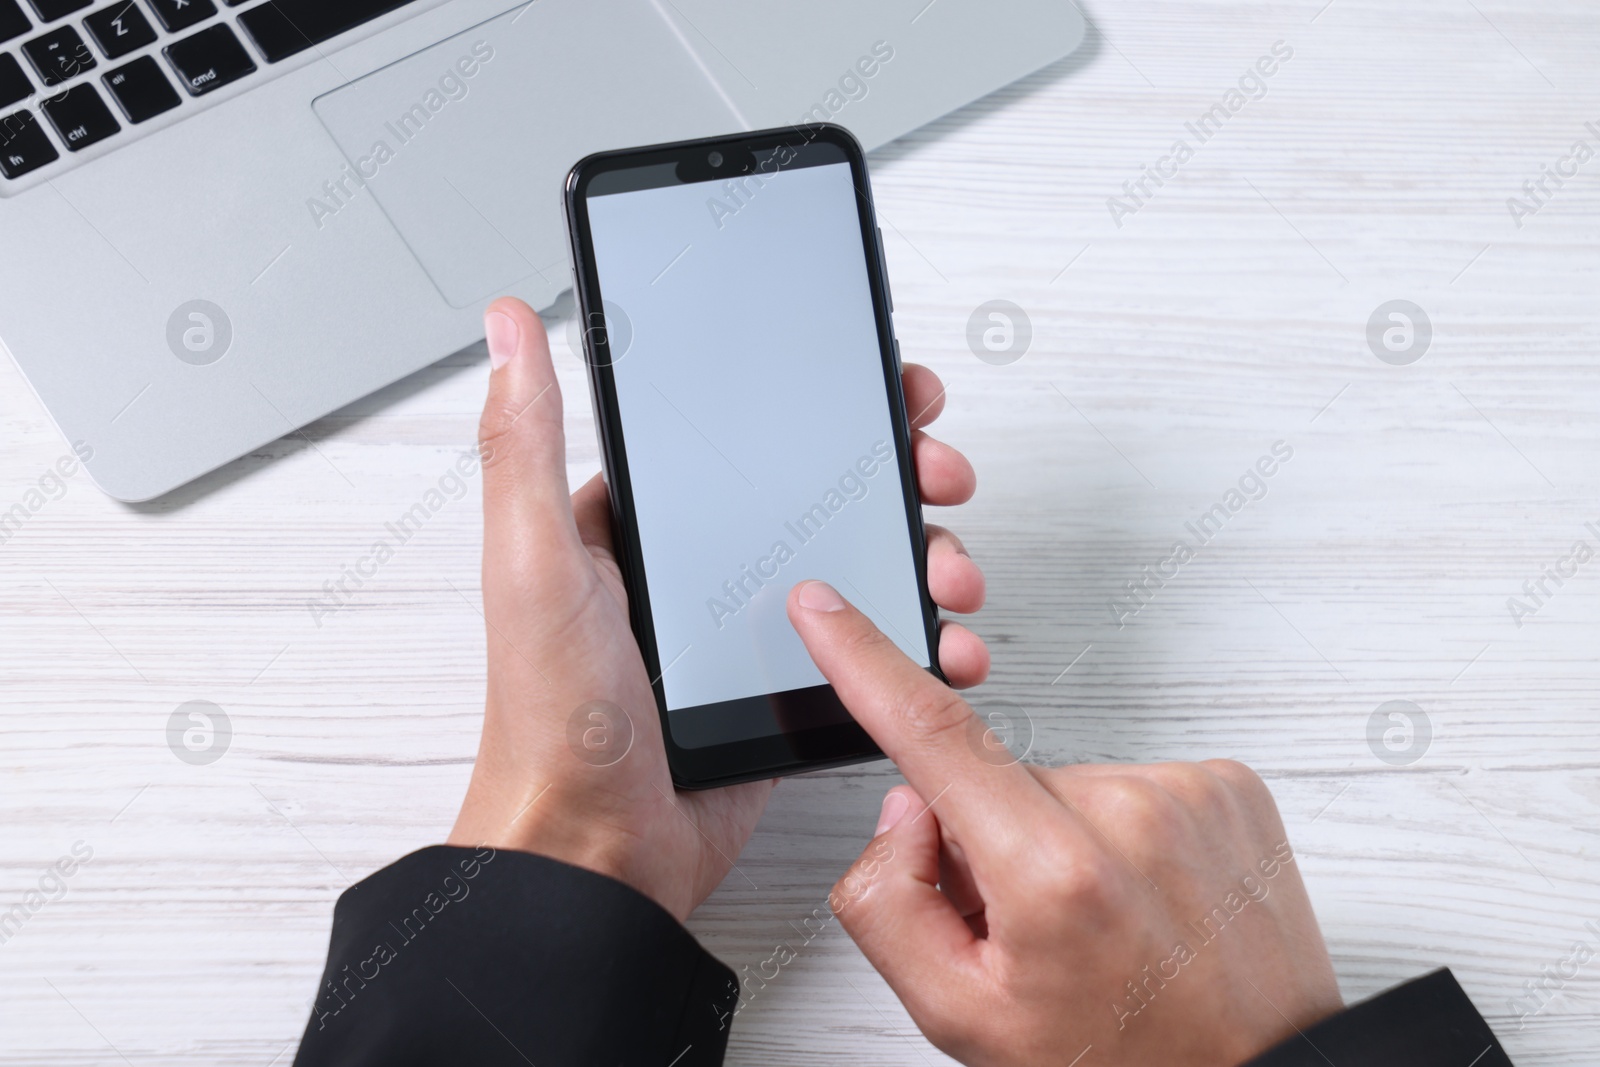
876,226,893,313
892,337,901,373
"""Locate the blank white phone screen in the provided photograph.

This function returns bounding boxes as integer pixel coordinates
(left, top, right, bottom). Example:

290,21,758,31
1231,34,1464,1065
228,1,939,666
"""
585,160,929,724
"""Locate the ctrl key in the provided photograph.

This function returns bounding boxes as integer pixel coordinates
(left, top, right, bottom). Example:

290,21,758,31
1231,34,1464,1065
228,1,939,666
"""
41,84,119,151
0,109,59,178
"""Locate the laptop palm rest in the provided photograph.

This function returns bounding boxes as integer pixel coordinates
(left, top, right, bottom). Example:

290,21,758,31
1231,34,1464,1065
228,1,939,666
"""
312,2,743,310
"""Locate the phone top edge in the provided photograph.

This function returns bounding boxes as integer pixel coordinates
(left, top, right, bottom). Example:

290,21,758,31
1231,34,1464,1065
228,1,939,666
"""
564,122,866,202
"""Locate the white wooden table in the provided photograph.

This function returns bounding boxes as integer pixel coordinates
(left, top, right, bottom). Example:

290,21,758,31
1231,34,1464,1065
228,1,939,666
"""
3,1,1597,1062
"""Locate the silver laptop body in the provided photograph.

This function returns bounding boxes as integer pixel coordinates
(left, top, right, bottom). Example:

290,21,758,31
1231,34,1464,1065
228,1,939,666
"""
0,0,1084,501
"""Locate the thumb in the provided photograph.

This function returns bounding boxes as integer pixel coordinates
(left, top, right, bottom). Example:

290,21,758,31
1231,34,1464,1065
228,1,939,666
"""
832,785,977,1017
478,298,581,585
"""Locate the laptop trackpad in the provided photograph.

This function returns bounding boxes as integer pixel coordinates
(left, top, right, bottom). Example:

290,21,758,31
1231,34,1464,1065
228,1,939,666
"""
312,2,742,309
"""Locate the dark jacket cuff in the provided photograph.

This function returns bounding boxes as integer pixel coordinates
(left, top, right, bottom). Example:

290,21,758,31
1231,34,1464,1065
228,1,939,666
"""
293,845,738,1067
1242,968,1511,1067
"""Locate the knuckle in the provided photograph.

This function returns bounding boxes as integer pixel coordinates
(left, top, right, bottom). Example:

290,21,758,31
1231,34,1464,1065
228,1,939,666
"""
838,615,896,659
1076,775,1184,860
827,873,855,917
1099,774,1172,829
828,882,869,933
1148,761,1226,806
1145,760,1246,820
1201,757,1267,797
1201,758,1283,828
892,681,973,748
829,840,895,918
476,402,525,469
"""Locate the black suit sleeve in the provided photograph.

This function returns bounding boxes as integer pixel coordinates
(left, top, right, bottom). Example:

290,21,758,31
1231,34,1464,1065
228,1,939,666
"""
292,845,739,1067
296,847,1510,1067
1242,968,1512,1067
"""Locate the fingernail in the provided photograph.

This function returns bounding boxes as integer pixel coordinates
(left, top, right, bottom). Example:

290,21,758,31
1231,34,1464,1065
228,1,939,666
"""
875,790,910,836
798,580,845,612
486,311,519,370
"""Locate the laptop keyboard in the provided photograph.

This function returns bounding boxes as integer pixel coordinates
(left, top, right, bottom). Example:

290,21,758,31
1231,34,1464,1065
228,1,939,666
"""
0,0,422,182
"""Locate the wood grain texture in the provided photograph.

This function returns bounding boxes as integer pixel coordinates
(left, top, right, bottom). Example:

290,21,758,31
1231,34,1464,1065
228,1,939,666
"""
2,0,1598,1062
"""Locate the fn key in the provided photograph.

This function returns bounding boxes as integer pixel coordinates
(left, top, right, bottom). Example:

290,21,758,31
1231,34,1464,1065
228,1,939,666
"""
0,110,60,178
164,23,256,97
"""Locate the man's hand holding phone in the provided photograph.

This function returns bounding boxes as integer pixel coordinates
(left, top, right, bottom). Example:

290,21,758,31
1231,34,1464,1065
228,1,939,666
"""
447,298,991,921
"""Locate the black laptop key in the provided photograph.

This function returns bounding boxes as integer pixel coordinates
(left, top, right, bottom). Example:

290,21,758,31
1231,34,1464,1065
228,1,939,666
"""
41,81,115,148
102,54,176,121
0,52,29,107
83,2,156,59
22,24,93,85
0,108,57,177
238,0,418,64
164,22,252,95
24,0,89,20
146,0,214,33
0,0,30,46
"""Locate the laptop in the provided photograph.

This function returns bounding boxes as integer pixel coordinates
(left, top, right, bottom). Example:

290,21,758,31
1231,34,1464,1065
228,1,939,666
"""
0,0,1084,501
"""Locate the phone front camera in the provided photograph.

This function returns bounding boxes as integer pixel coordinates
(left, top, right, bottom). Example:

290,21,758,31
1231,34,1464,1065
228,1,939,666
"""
707,151,724,167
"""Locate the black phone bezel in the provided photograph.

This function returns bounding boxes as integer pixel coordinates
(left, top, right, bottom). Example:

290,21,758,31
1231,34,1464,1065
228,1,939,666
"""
562,123,942,790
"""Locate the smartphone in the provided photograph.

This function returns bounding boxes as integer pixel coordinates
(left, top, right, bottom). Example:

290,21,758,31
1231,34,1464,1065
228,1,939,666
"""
563,124,941,789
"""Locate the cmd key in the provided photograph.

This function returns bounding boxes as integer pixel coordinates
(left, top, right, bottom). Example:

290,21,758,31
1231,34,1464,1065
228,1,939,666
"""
163,22,253,95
